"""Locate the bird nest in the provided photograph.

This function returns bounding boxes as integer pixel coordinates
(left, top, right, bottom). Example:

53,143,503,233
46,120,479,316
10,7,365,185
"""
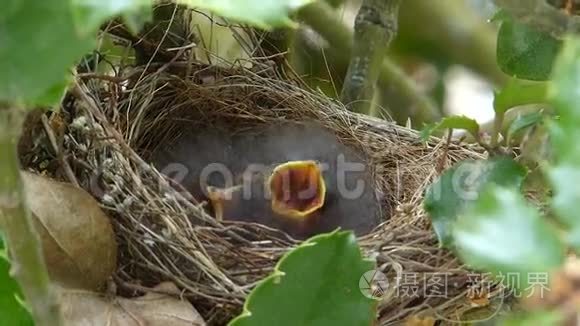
23,59,497,324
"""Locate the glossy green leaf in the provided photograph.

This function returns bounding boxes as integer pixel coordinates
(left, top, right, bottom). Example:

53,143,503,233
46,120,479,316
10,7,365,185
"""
424,158,527,247
453,187,564,291
420,116,480,141
497,18,561,81
0,0,95,105
506,111,543,143
229,231,376,326
177,0,313,29
493,79,548,114
0,236,34,326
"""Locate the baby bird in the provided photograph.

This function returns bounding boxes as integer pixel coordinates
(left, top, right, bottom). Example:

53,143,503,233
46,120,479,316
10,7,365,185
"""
151,123,383,239
206,160,328,237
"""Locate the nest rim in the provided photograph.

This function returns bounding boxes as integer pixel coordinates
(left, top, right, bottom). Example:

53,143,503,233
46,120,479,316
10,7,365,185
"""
30,59,497,324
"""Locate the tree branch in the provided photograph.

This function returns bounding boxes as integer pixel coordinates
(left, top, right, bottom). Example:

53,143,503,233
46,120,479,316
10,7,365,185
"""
0,108,62,326
340,0,401,115
297,1,439,121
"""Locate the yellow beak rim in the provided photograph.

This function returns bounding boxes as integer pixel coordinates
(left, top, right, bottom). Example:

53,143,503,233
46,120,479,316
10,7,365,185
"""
267,160,326,219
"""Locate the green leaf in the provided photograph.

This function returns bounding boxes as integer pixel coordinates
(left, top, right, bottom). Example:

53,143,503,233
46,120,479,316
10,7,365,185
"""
546,120,580,163
434,116,480,136
549,38,580,122
506,111,543,144
548,164,580,226
453,187,564,291
229,231,376,326
420,116,480,141
27,78,71,109
0,0,95,106
547,37,580,251
71,0,152,36
0,236,34,326
549,164,580,250
499,310,564,326
176,0,313,29
566,224,580,250
424,158,527,247
1,0,313,106
420,123,437,142
518,121,552,166
493,79,548,114
548,37,580,162
489,9,510,23
497,18,562,81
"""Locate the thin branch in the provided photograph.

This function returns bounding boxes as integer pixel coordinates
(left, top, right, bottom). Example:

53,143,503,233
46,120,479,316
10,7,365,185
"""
341,0,401,115
0,108,62,326
298,1,439,121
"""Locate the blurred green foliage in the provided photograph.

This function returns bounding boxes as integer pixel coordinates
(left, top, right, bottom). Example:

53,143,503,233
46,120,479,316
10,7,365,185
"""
453,186,564,291
424,158,527,247
424,31,580,325
547,37,580,251
0,0,94,106
0,236,34,326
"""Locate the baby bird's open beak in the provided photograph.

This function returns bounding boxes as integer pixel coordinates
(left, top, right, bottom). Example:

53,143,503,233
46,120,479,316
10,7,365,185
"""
268,160,326,219
205,160,326,223
206,185,242,221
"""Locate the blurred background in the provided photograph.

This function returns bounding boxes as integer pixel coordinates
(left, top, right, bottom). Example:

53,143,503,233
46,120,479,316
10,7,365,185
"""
102,0,507,131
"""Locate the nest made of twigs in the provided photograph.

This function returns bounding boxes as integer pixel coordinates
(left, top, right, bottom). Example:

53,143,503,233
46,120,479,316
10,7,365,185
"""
23,57,501,325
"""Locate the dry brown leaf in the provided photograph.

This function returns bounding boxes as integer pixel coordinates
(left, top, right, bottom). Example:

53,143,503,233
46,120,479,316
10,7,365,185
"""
467,287,490,308
22,171,117,290
58,282,206,326
469,296,490,307
404,316,436,326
